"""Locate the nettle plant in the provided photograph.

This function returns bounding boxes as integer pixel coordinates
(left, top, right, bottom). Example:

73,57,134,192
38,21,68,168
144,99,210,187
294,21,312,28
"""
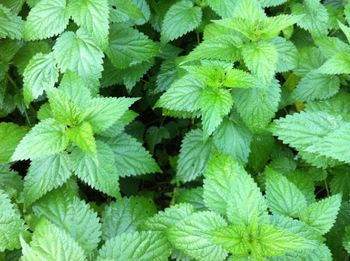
1,0,350,260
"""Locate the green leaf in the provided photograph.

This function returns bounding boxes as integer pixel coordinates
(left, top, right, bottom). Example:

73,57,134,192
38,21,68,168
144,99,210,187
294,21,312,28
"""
259,0,287,7
82,97,137,134
299,194,342,234
199,87,233,138
212,223,315,258
232,0,266,22
161,0,202,42
67,0,109,48
292,0,329,36
207,0,237,18
242,41,278,86
233,78,281,132
46,87,83,127
24,152,72,206
265,168,307,217
20,219,86,261
0,4,23,39
204,153,267,224
142,203,194,232
156,75,203,113
343,226,350,254
71,140,120,197
0,165,23,197
177,129,213,183
23,53,59,105
104,132,160,177
167,211,228,261
66,122,96,154
23,0,69,40
107,24,158,69
261,15,303,39
175,189,206,211
0,122,27,163
58,71,91,107
101,196,157,240
271,37,298,73
33,196,101,254
224,69,257,89
109,0,145,23
53,29,104,81
213,118,252,164
0,189,27,251
291,71,340,102
12,119,69,161
317,52,350,75
98,231,171,261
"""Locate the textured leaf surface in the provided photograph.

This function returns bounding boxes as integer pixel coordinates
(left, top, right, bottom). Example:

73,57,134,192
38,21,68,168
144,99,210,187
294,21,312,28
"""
12,119,69,161
67,0,109,48
23,53,59,105
104,133,160,177
101,196,157,240
21,220,86,261
161,0,202,42
107,24,158,69
0,4,23,39
0,122,27,163
298,194,341,234
53,29,104,81
265,168,307,217
98,231,171,261
177,129,213,182
23,0,69,40
33,195,101,254
24,152,72,206
0,189,27,251
71,141,120,197
167,211,228,261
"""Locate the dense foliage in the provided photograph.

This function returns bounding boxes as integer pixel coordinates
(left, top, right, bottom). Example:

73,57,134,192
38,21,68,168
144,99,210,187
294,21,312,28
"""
1,0,350,260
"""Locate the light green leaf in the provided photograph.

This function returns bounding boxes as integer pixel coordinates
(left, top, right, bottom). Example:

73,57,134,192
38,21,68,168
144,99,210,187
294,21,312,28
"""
175,189,206,211
207,0,237,18
142,203,194,232
292,0,329,36
265,168,307,217
67,0,109,48
213,118,252,164
224,69,257,89
200,87,233,138
261,15,303,39
177,129,213,183
98,231,171,261
161,0,202,42
271,37,298,73
259,0,287,7
65,122,96,154
233,78,281,132
71,140,120,197
12,119,69,161
107,24,158,69
101,196,157,240
299,194,342,234
0,189,27,251
232,0,266,22
317,52,350,75
156,75,203,113
0,4,23,39
0,165,23,197
46,87,83,127
204,152,267,224
82,97,137,134
21,219,86,261
23,53,59,105
167,211,228,261
53,29,104,81
242,41,278,86
33,196,101,255
104,132,160,177
0,122,27,163
24,152,72,206
109,0,145,23
291,71,340,102
23,0,69,40
212,223,315,258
